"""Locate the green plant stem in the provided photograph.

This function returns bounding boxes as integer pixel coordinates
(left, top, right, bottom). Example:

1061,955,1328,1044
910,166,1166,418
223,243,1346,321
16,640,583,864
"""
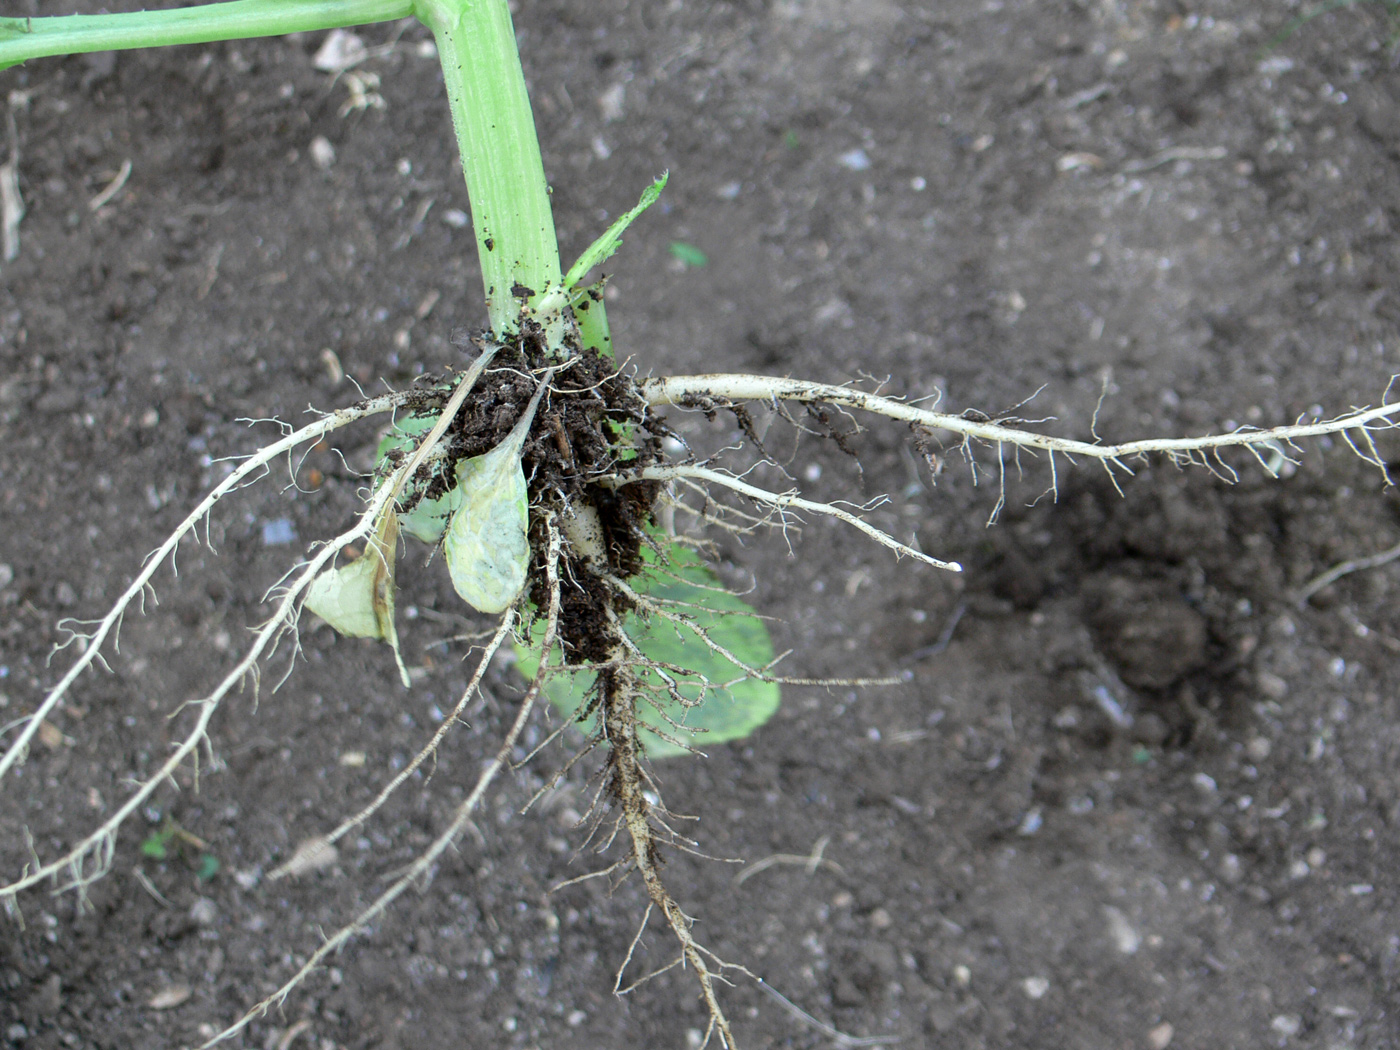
412,0,564,343
0,1,413,64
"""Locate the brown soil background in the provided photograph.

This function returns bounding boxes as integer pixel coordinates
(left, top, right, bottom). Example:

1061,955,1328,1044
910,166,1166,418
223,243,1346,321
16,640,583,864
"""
5,2,1400,1048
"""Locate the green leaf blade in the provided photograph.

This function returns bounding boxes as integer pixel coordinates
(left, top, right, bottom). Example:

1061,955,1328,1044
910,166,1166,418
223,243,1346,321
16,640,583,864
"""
563,173,668,292
667,241,708,268
516,543,780,759
304,510,410,688
377,414,460,544
442,369,552,616
444,449,530,614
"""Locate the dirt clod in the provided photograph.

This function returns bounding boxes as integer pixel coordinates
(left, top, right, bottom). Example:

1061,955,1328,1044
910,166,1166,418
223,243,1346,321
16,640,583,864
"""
1086,575,1210,690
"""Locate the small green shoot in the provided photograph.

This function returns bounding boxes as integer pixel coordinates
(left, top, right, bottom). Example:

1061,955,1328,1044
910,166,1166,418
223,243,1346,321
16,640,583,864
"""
140,821,217,880
528,173,668,326
668,241,709,269
141,827,175,860
563,173,668,292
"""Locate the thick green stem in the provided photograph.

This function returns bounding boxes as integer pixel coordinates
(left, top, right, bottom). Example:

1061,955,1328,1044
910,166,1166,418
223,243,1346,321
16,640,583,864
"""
0,1,413,64
412,0,564,344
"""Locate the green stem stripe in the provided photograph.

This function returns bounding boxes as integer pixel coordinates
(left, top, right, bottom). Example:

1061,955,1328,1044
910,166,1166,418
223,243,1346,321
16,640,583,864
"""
0,1,413,65
414,0,562,341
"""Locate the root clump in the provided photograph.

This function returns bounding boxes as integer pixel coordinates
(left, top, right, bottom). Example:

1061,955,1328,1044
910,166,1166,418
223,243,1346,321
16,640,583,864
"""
385,325,667,668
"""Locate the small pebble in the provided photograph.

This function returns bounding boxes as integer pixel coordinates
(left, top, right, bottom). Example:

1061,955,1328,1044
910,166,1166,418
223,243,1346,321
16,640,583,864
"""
261,518,297,546
1270,1014,1301,1037
37,720,64,750
838,148,871,171
597,83,625,122
188,897,218,927
309,135,336,170
1219,853,1243,884
312,29,366,71
1103,906,1140,955
268,837,338,880
1133,712,1169,746
1021,976,1050,1000
0,563,13,589
1147,1021,1174,1049
148,985,191,1010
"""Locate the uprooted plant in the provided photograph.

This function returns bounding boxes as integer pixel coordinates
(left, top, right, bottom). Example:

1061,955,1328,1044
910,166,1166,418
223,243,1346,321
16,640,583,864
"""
3,3,1400,1047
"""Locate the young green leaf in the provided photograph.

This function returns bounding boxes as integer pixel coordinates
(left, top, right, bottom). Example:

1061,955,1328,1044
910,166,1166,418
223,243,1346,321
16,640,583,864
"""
562,173,668,293
515,542,780,758
444,370,554,614
140,829,172,860
376,414,461,544
570,281,614,360
667,241,708,268
304,508,410,687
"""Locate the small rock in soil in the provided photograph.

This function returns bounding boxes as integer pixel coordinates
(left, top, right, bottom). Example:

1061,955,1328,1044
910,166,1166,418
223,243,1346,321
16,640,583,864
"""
1021,975,1050,999
1086,576,1208,689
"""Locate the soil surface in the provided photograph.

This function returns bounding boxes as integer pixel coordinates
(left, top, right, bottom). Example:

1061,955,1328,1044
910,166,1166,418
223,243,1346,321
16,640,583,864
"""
5,2,1400,1048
